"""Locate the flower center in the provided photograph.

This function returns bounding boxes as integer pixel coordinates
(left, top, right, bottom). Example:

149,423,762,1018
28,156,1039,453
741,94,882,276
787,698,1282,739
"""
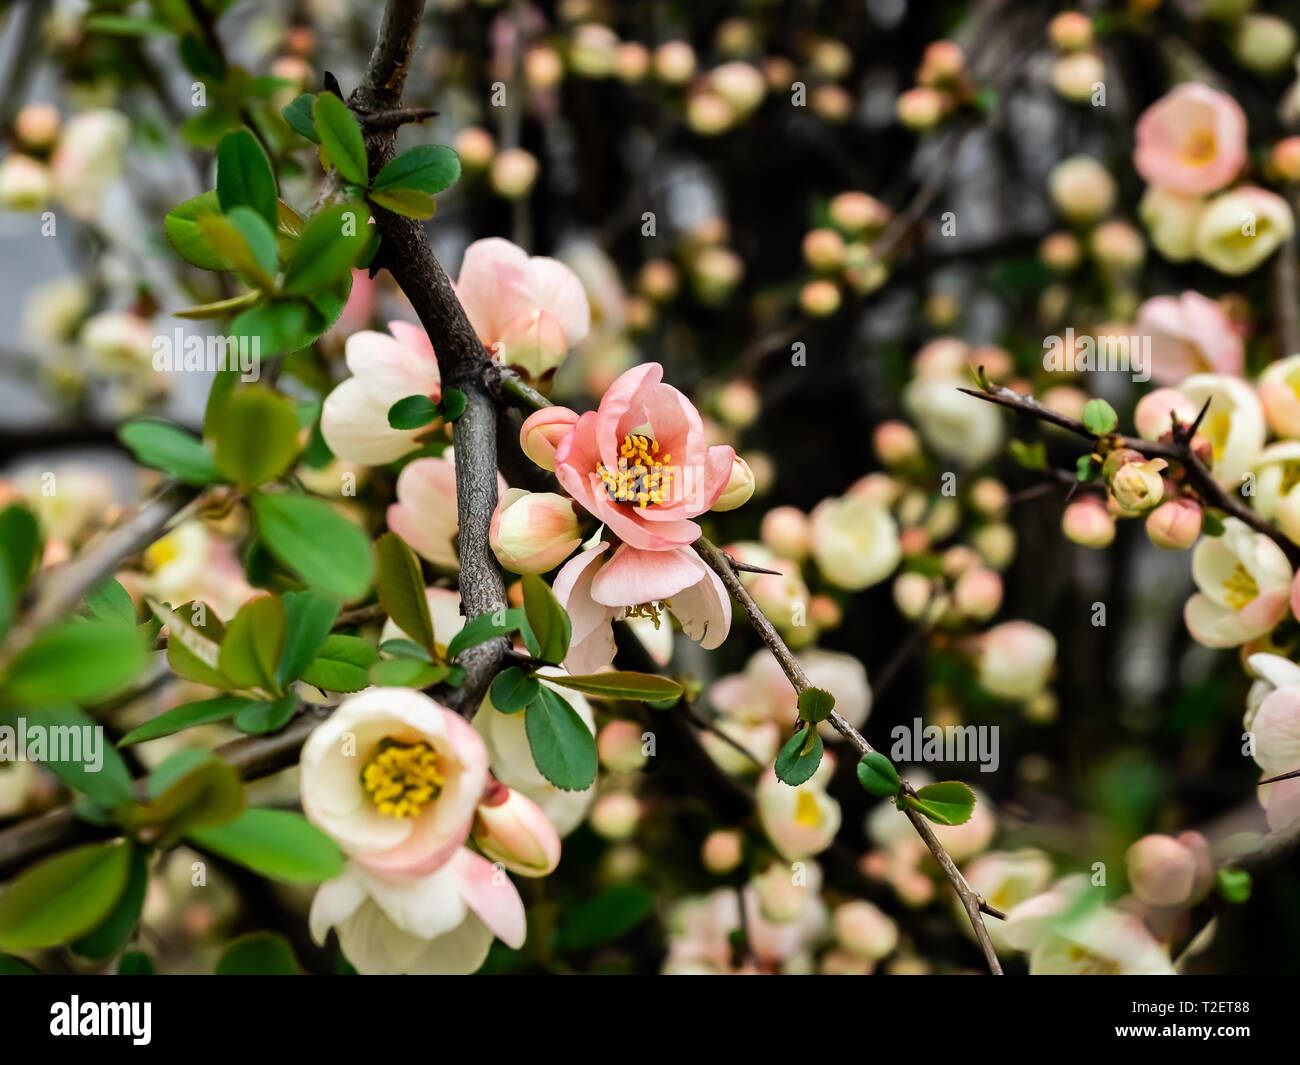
597,433,674,508
794,790,822,828
1180,128,1217,167
1222,562,1259,611
1065,943,1121,975
623,599,671,626
361,739,443,818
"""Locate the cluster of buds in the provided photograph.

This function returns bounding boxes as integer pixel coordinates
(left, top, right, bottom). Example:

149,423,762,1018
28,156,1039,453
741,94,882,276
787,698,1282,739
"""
1047,11,1104,104
897,40,969,131
797,191,893,316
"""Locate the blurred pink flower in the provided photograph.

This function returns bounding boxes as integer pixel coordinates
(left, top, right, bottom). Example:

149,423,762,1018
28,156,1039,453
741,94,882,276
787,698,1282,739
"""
1136,291,1243,385
1134,83,1247,195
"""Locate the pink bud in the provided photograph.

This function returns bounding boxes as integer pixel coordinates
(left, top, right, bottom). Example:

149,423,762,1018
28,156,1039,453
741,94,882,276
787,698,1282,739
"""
953,567,1002,621
1145,498,1203,550
873,421,921,467
1135,388,1201,441
760,505,812,560
1125,834,1197,907
701,829,743,874
472,782,562,877
519,406,580,472
1062,497,1115,548
897,86,947,130
598,720,647,773
489,488,583,573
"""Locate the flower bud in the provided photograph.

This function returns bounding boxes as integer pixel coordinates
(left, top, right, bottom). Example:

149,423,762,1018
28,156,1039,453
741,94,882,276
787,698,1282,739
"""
1062,497,1115,548
1125,833,1197,907
1135,388,1201,440
1039,231,1082,271
917,40,963,85
1195,186,1294,276
14,102,60,151
970,478,1008,517
829,191,890,238
834,900,899,960
799,279,841,317
637,259,679,303
0,154,50,211
953,567,1002,621
653,40,696,85
598,721,647,773
453,126,495,171
1091,218,1145,270
1110,458,1167,512
1273,137,1300,183
897,86,947,130
893,571,937,620
489,488,583,573
972,522,1016,569
873,421,921,467
472,780,562,877
569,24,618,78
1234,14,1297,75
701,829,743,874
686,91,733,135
524,45,564,90
1048,155,1116,223
615,42,650,82
1049,11,1093,51
490,147,538,199
759,506,811,561
1139,185,1203,263
710,61,766,117
803,227,846,272
1052,52,1104,103
590,792,641,841
713,456,755,512
496,308,569,379
715,379,759,428
1146,498,1202,550
519,406,580,471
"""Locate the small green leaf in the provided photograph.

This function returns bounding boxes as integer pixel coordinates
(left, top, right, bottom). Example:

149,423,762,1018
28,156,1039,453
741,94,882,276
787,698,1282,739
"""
1008,439,1047,471
371,144,460,195
553,883,654,953
3,620,146,706
313,92,368,185
234,693,297,734
369,187,436,219
165,191,228,271
375,532,436,653
0,840,132,951
490,666,540,714
154,599,232,689
440,388,467,421
1216,867,1251,904
216,932,301,974
252,491,374,601
774,725,823,786
216,129,278,228
301,634,378,692
225,205,280,279
119,419,219,485
543,671,683,701
217,595,286,692
521,574,571,665
524,686,597,790
797,686,835,724
856,752,901,798
1082,398,1118,436
276,588,340,687
188,808,345,883
902,780,976,826
36,706,135,808
282,94,320,142
387,394,439,430
69,845,149,960
118,951,154,974
281,202,371,296
85,579,136,626
119,695,260,745
368,658,448,688
211,386,302,487
1076,454,1101,482
1202,510,1225,537
446,609,528,661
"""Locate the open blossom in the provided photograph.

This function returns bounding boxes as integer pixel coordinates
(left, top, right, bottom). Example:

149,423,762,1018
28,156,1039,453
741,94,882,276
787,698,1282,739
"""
978,621,1056,701
1133,83,1246,195
1184,518,1291,647
809,493,901,590
1139,185,1203,262
1258,354,1300,439
300,688,488,877
547,362,735,550
757,756,841,860
903,376,1003,468
1177,373,1266,485
1009,893,1176,975
1250,442,1300,544
551,540,730,673
1252,665,1300,829
310,849,524,975
1135,388,1202,440
1135,291,1243,385
961,848,1054,952
1195,186,1294,276
386,455,507,570
321,321,441,465
455,237,590,377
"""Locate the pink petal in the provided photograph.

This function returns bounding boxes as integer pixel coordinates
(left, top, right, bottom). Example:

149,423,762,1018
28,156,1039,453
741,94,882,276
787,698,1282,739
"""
453,849,527,949
589,543,707,606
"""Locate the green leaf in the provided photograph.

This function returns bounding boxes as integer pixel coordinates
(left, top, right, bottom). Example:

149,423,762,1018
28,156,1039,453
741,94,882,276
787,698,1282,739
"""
553,883,654,952
380,638,432,661
1082,398,1118,436
521,574,571,665
312,92,368,185
1008,439,1046,471
375,532,435,653
217,595,286,691
119,419,219,485
126,757,245,846
797,687,835,724
70,845,149,959
1216,867,1251,904
154,599,232,689
368,658,448,688
188,808,344,883
490,666,540,714
543,671,683,701
774,726,823,786
1076,454,1101,482
524,686,597,791
225,205,279,279
252,491,374,601
387,394,439,430
0,840,132,951
276,588,340,687
902,780,976,826
301,634,378,692
147,749,216,798
211,386,302,487
85,579,136,626
165,191,228,271
446,609,527,661
856,752,901,798
281,202,371,297
174,290,264,320
372,144,461,194
0,504,40,597
216,129,278,228
36,706,135,807
369,188,436,219
119,695,260,745
198,212,277,289
234,693,298,734
216,932,301,974
1202,510,1225,537
282,94,320,142
0,954,39,974
3,620,145,706
440,388,467,421
117,951,154,974
230,299,308,359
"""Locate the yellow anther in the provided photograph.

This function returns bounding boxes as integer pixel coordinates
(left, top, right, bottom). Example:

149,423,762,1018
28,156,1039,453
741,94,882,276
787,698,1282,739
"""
361,739,444,819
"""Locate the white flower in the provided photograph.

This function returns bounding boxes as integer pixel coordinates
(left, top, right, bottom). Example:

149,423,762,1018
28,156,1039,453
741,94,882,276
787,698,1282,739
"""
1250,441,1300,544
809,494,901,590
978,621,1056,701
1194,186,1294,276
903,375,1004,468
1184,517,1291,648
756,757,841,860
1177,373,1266,486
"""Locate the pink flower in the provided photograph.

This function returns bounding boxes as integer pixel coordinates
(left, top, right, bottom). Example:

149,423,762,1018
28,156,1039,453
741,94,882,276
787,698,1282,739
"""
551,540,731,673
1136,291,1243,385
472,779,562,876
1133,83,1247,195
551,362,735,550
455,237,590,376
387,455,507,570
309,848,525,975
321,320,441,464
300,688,489,877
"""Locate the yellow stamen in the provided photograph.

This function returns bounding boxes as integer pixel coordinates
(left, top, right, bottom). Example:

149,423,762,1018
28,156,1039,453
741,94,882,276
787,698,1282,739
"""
597,433,675,508
1180,129,1218,167
1222,562,1259,611
794,790,822,828
361,738,443,818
